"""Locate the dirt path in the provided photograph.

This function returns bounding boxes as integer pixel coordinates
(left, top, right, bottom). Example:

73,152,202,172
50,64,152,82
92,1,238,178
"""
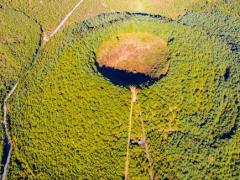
44,0,84,41
140,117,154,180
125,87,154,179
130,86,137,103
124,87,137,179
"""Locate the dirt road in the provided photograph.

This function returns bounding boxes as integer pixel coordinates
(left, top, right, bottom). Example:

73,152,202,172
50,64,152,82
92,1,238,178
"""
44,0,84,41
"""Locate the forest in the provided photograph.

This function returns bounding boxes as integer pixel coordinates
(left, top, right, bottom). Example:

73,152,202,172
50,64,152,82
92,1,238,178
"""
0,0,239,179
0,8,41,172
6,12,240,179
1,0,239,35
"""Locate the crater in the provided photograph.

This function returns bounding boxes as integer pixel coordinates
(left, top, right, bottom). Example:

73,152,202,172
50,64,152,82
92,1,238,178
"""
96,32,170,87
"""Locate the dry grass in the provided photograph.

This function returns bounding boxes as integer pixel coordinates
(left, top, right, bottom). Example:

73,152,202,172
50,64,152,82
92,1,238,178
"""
1,0,221,35
97,32,169,77
104,0,208,19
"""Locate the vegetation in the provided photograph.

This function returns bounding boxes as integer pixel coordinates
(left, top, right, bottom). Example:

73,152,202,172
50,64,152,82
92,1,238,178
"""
5,11,239,178
5,13,168,178
0,0,79,34
192,0,240,18
7,13,134,179
138,23,240,178
0,8,41,173
180,12,240,53
0,0,239,179
97,32,169,77
0,8,41,95
2,0,238,35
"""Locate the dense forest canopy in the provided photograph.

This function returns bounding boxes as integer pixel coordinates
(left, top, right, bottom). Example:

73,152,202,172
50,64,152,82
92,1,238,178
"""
0,8,41,171
0,0,239,179
6,13,240,179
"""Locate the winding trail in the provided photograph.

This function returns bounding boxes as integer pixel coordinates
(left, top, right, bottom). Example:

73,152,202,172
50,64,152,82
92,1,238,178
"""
1,83,18,180
124,87,136,180
2,1,84,179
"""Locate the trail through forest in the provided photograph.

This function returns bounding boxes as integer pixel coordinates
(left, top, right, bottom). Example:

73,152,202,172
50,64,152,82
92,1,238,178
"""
124,87,136,180
44,0,84,41
124,87,154,179
1,1,84,179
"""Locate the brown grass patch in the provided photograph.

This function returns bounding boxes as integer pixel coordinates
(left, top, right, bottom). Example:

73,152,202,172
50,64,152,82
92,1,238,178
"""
97,32,169,78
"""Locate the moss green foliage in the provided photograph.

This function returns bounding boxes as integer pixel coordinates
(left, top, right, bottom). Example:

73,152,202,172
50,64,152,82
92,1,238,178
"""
138,25,240,178
192,0,240,18
7,11,240,178
128,103,149,179
0,8,41,96
0,8,41,172
7,14,168,178
8,14,133,179
0,0,239,179
180,12,240,52
74,0,240,20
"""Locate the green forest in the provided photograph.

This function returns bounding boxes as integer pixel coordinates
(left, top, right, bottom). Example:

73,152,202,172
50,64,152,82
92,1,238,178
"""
6,13,240,178
0,0,239,179
0,8,41,171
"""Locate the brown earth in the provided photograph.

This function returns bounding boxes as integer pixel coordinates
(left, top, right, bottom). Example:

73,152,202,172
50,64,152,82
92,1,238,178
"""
97,32,169,78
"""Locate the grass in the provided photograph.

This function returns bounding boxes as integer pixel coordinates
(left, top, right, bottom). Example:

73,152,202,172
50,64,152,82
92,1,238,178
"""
97,32,169,77
2,0,237,35
0,8,41,88
0,0,79,34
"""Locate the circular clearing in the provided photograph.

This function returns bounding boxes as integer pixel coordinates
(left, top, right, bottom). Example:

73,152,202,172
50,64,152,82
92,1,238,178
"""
96,32,170,78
